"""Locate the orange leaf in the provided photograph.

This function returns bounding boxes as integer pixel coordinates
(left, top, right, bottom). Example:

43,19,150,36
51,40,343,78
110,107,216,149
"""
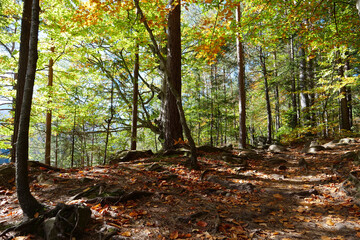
196,221,208,227
34,212,39,218
170,231,179,239
273,193,283,200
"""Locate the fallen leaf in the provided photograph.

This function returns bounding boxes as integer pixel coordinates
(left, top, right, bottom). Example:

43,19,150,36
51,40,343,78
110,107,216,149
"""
326,219,335,226
273,193,284,200
170,230,179,239
121,231,132,237
34,212,39,218
196,221,208,227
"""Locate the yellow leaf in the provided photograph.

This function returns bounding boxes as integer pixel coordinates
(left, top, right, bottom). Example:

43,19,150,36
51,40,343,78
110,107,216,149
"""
273,193,283,200
321,236,331,240
326,219,335,226
121,231,132,237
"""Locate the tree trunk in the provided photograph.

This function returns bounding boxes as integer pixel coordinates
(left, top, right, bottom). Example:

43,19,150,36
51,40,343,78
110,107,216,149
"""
11,0,32,163
131,45,139,150
260,47,272,144
273,52,280,132
299,46,310,124
103,81,114,165
337,55,350,131
344,59,352,128
16,0,43,218
71,89,77,168
289,36,297,128
163,0,183,150
236,3,246,149
45,47,54,165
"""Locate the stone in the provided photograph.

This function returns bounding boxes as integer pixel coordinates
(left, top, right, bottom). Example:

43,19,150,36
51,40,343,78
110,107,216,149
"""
323,140,339,149
109,150,153,164
268,144,286,153
339,138,357,144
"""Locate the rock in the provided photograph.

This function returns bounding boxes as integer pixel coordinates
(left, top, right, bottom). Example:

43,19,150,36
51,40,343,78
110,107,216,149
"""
221,153,248,166
339,138,357,144
0,164,15,187
301,145,325,154
0,164,15,179
268,144,286,153
109,150,153,164
266,157,287,166
237,149,261,160
197,145,228,153
323,140,339,149
43,205,92,240
147,163,164,172
163,148,190,156
220,144,233,151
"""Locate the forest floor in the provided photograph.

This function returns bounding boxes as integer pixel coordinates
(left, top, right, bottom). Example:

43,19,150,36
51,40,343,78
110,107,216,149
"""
1,139,360,240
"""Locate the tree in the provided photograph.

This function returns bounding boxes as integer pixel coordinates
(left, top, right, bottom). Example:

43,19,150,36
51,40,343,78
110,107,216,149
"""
134,0,198,169
236,3,246,149
11,0,32,163
16,0,43,218
162,0,183,150
45,47,54,165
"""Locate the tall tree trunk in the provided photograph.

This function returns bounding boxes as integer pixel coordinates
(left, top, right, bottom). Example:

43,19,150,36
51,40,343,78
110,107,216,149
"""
103,81,114,165
344,58,352,128
16,0,43,218
163,0,183,150
131,45,139,150
260,47,272,144
307,56,316,127
337,54,350,131
11,0,32,163
299,45,310,125
223,68,227,144
210,66,214,146
134,0,198,169
289,36,297,128
45,47,54,165
236,3,246,149
71,88,77,168
273,52,280,132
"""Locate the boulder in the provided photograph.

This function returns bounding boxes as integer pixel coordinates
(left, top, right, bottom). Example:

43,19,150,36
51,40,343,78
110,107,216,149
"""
339,138,357,144
268,144,287,153
0,164,15,187
322,140,339,149
109,150,153,164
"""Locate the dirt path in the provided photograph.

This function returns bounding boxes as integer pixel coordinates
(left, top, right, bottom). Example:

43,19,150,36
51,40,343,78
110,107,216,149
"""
1,140,360,239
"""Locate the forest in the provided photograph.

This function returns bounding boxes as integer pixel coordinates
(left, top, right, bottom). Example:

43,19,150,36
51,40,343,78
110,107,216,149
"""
1,0,360,239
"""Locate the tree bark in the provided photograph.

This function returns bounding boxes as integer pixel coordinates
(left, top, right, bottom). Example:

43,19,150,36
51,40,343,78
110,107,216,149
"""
11,0,32,163
273,52,280,132
16,0,43,218
260,47,272,144
338,55,350,131
103,81,114,165
131,45,139,150
163,0,183,150
236,3,246,149
45,47,54,165
289,36,297,128
299,45,310,124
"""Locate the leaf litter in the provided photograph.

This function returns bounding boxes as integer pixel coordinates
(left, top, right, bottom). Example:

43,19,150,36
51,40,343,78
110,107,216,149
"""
0,140,360,239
